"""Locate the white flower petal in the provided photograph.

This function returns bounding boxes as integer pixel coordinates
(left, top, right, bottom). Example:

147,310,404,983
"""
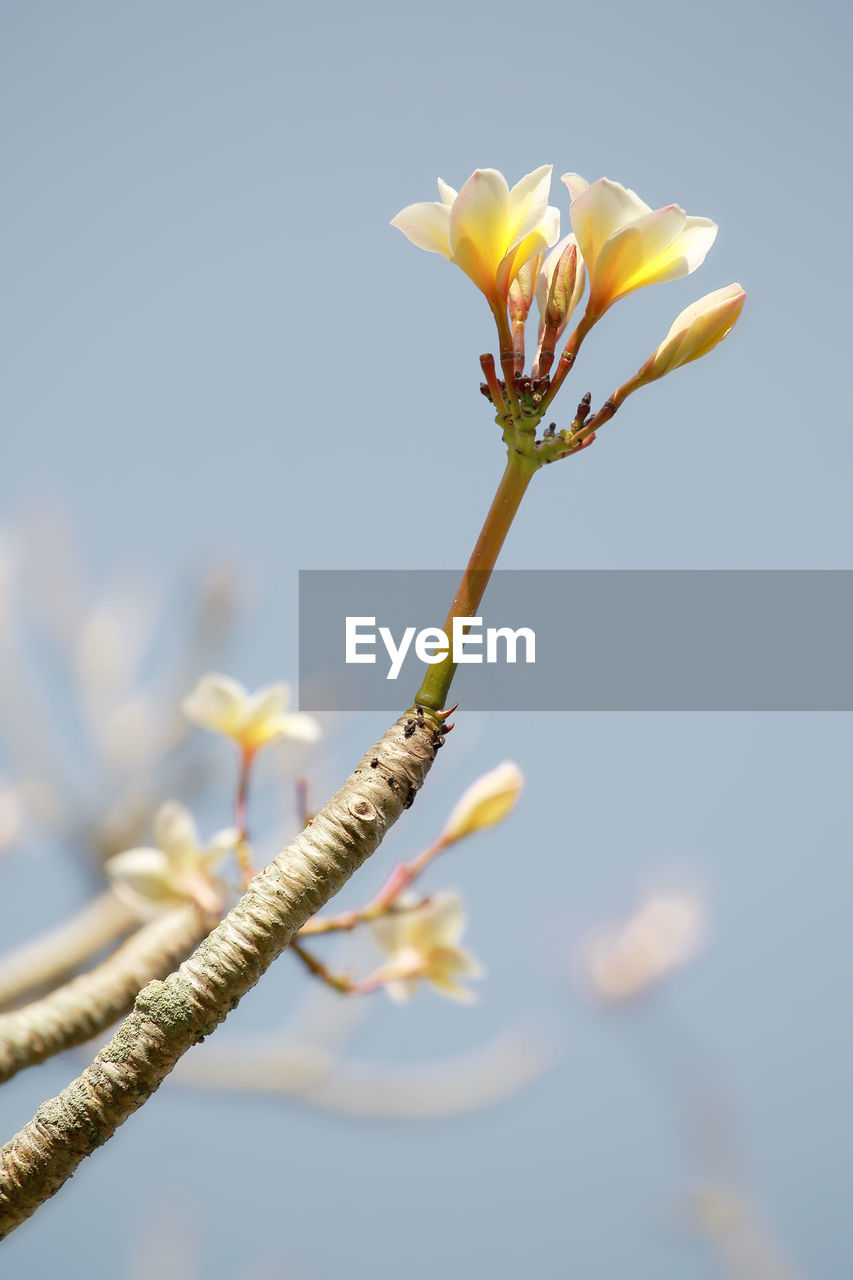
390,201,453,258
436,178,457,206
152,801,199,862
202,826,242,870
370,910,414,957
448,168,511,290
385,978,419,1003
274,712,322,743
106,847,182,916
568,177,652,271
182,673,246,735
560,172,589,203
506,164,554,246
668,216,718,275
244,682,289,727
590,204,688,308
410,891,466,948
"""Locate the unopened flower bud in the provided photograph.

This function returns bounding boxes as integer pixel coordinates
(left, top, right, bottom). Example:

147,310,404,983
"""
508,254,543,323
639,284,746,383
535,234,585,343
441,761,523,843
612,284,746,408
545,240,578,328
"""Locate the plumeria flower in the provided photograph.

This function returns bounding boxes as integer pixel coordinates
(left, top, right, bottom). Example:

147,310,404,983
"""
563,173,717,322
441,761,524,844
370,891,482,1002
391,167,560,310
106,801,240,918
579,891,705,1002
182,673,321,755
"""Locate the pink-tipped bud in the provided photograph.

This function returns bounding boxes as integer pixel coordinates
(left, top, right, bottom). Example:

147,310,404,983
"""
441,762,524,843
545,241,578,329
508,254,542,323
535,234,586,343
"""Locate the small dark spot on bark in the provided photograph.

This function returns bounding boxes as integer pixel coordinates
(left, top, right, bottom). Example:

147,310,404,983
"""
405,783,417,809
403,721,416,738
386,775,397,790
370,758,379,768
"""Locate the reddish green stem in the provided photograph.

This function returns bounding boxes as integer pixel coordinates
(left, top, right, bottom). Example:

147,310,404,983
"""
415,455,534,710
537,311,594,413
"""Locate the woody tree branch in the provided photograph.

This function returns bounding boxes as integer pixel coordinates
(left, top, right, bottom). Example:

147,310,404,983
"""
0,706,445,1239
0,905,217,1084
0,891,140,1011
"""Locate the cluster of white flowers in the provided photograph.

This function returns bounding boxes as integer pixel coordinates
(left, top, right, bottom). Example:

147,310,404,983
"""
106,674,321,917
106,676,524,1009
392,166,743,390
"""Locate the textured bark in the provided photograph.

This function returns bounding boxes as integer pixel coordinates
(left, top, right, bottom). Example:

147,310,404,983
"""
0,706,444,1239
0,891,139,1011
0,906,215,1083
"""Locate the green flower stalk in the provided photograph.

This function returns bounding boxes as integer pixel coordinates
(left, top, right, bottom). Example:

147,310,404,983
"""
391,164,744,709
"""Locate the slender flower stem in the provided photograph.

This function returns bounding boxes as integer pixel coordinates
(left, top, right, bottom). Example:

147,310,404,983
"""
491,304,521,415
298,907,365,937
371,833,451,908
511,317,526,375
290,937,406,998
295,776,313,828
298,832,452,936
234,749,255,883
290,939,354,993
235,749,252,838
479,354,508,417
533,320,560,379
537,311,594,413
415,455,534,710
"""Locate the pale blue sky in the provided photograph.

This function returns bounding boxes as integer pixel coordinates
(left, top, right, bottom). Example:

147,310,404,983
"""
1,2,851,1277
